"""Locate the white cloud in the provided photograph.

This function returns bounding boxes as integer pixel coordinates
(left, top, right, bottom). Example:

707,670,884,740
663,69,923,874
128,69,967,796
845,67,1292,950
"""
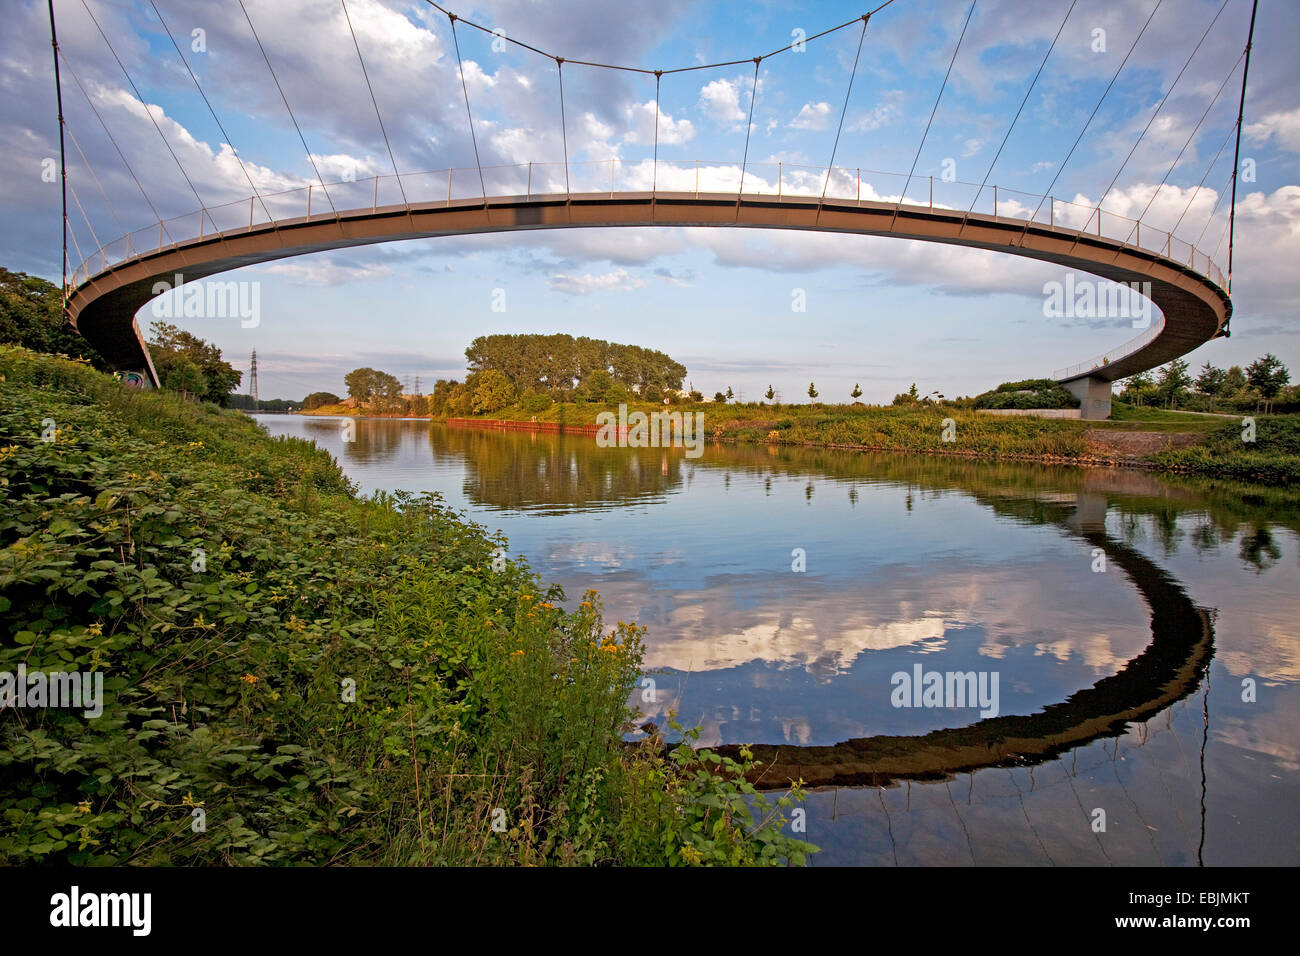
698,77,748,127
263,261,392,285
623,101,695,145
1245,107,1300,153
548,267,650,295
789,101,833,131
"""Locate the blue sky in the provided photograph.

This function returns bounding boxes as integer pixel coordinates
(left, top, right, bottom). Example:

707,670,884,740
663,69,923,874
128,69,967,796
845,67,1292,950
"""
3,0,1298,401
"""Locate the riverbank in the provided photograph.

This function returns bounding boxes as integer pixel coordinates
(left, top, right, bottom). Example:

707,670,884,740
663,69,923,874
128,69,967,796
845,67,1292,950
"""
443,399,1300,488
0,348,812,866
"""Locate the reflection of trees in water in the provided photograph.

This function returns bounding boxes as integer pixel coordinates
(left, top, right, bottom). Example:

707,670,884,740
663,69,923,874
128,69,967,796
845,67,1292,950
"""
432,425,686,512
301,417,411,464
1239,526,1281,572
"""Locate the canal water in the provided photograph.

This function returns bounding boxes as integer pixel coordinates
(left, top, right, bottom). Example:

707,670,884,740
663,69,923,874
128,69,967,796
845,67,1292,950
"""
253,415,1299,866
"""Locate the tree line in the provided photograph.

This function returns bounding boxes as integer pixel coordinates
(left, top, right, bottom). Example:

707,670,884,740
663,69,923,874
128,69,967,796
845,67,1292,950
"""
465,333,687,396
1118,354,1292,413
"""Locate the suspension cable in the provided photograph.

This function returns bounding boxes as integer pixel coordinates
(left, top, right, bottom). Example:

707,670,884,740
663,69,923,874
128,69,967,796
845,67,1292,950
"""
959,0,1077,235
736,57,762,205
899,0,976,207
447,13,486,202
1227,0,1260,294
46,0,68,302
1117,50,1245,249
80,0,208,212
236,0,339,220
822,15,871,203
1076,0,1230,240
66,123,127,240
59,51,176,249
341,0,410,210
1169,122,1237,238
1017,0,1163,241
652,71,661,194
1193,169,1234,251
557,59,570,196
419,1,892,75
148,0,275,226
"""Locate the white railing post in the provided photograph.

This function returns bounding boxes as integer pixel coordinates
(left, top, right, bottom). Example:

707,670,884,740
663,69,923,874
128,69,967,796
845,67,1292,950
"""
929,175,933,209
1097,208,1101,236
373,176,379,212
856,168,861,205
610,158,615,197
778,161,782,199
158,222,163,250
695,160,699,197
1049,196,1054,227
447,168,453,203
199,208,205,238
993,185,997,220
307,185,312,219
250,196,255,228
527,162,532,200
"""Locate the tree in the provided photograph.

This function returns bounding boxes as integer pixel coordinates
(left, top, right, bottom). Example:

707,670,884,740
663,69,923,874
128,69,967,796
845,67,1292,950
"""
1193,363,1227,411
765,385,774,401
1222,365,1247,395
1154,358,1191,409
908,383,919,402
1246,354,1290,411
851,383,862,400
585,369,614,402
1121,370,1154,407
0,268,106,368
343,367,402,409
807,382,818,406
472,369,516,414
148,322,240,405
162,357,205,399
689,389,704,403
713,391,726,404
303,391,340,410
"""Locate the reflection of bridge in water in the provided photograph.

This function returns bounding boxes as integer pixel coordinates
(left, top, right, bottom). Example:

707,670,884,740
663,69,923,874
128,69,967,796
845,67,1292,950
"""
709,491,1214,801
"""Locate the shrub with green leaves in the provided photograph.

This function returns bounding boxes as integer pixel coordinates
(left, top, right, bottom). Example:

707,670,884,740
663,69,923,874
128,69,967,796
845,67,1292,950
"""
0,346,812,866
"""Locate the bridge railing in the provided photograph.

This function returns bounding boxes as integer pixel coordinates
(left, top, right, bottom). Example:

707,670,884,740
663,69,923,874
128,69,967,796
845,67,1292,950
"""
1051,314,1168,381
69,160,1231,297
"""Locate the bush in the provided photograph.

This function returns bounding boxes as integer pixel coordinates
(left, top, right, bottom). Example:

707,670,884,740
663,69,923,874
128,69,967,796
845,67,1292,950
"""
974,379,1080,410
303,391,340,410
520,391,553,414
0,346,814,866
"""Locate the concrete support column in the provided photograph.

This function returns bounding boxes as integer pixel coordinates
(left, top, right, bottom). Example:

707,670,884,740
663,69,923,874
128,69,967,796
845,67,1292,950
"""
1064,376,1112,420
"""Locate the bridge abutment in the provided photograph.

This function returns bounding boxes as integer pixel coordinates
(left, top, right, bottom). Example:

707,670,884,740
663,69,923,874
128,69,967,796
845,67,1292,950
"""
1064,376,1113,420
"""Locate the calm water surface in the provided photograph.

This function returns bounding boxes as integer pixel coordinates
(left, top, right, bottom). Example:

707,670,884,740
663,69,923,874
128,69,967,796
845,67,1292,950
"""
254,414,1300,866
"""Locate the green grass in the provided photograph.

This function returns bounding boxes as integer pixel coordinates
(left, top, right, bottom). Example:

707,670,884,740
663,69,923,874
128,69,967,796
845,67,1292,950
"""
0,347,813,866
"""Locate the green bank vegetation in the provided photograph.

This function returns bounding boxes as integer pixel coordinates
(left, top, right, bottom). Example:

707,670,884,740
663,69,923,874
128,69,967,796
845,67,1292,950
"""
0,347,813,866
449,393,1300,487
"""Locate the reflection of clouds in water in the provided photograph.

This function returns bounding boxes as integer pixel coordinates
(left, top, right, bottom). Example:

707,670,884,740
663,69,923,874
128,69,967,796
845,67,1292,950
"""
1033,632,1131,673
1214,714,1300,773
641,610,950,675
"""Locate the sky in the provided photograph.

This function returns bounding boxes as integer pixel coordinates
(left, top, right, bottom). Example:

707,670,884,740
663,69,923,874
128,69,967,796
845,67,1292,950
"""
2,0,1298,402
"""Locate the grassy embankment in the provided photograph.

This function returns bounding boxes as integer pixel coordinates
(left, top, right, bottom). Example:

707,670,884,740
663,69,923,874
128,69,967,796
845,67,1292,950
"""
0,347,813,866
449,398,1300,486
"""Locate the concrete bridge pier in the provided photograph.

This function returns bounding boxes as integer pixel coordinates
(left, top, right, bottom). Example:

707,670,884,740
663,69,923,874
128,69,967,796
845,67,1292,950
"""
1064,376,1113,420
